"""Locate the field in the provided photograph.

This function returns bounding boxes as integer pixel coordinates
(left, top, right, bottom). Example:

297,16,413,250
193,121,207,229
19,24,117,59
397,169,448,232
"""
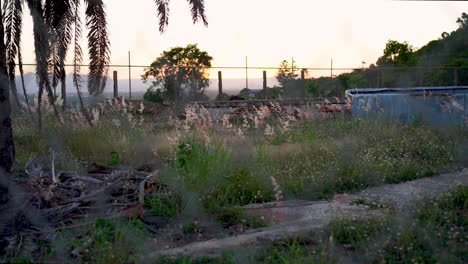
3,98,468,263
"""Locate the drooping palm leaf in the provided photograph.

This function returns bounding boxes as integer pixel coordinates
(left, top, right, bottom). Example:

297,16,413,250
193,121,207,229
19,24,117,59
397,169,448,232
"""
45,0,74,93
7,0,34,121
73,0,92,126
26,0,61,127
72,0,82,89
154,0,170,32
187,0,207,26
84,0,110,96
4,0,24,108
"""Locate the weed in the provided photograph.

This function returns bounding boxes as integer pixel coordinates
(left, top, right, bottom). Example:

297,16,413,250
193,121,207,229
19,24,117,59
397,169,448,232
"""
144,190,183,219
155,255,236,264
378,229,436,264
327,218,386,250
351,198,390,210
107,151,122,166
255,237,334,264
375,187,467,263
182,222,200,234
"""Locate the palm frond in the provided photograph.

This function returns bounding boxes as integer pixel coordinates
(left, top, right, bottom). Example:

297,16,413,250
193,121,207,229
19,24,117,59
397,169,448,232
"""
84,0,110,96
4,0,24,108
18,49,34,120
186,0,207,26
154,0,170,32
72,0,82,90
44,0,71,28
73,0,92,126
46,0,74,91
26,0,61,125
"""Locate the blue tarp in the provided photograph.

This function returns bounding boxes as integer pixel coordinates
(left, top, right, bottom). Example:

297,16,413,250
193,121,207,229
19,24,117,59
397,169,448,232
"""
346,86,468,127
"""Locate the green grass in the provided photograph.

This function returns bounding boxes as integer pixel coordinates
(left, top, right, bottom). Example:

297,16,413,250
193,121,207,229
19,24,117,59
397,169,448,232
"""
59,218,150,264
327,218,387,250
327,187,468,263
10,109,468,263
144,189,183,219
255,237,334,264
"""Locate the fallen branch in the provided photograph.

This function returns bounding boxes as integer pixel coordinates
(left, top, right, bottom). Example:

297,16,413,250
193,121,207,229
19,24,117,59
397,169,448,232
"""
51,149,58,184
59,171,104,184
61,178,122,204
139,170,159,204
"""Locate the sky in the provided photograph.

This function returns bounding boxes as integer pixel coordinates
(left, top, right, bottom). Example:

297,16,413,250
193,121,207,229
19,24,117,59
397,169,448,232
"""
19,0,468,83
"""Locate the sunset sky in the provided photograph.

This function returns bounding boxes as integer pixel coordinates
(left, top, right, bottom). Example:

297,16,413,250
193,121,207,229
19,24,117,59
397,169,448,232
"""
19,0,468,82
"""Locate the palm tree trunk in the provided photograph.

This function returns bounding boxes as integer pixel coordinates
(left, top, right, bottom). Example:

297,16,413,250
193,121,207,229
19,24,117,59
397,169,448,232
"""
18,52,34,123
0,0,15,173
76,83,93,127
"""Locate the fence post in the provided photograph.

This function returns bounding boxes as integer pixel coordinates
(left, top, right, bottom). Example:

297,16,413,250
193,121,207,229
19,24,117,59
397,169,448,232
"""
128,51,132,100
263,71,267,91
301,69,305,80
113,71,118,98
218,71,223,96
61,68,66,111
454,68,459,86
419,69,423,87
378,69,383,88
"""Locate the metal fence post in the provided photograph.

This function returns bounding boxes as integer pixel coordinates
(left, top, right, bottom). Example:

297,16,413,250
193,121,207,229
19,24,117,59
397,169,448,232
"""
113,71,118,98
263,71,267,91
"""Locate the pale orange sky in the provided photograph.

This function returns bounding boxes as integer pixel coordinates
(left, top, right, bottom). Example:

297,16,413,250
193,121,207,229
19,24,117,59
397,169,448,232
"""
19,0,468,80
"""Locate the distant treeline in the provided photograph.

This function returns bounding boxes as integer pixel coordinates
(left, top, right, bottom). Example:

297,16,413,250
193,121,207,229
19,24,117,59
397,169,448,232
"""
281,12,468,99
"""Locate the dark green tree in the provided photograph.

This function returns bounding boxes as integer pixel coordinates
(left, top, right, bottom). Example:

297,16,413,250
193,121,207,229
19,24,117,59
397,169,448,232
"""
141,44,213,102
377,40,418,67
276,59,298,86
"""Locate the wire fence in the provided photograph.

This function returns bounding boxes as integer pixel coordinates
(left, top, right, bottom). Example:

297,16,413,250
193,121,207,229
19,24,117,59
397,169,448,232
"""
14,63,468,105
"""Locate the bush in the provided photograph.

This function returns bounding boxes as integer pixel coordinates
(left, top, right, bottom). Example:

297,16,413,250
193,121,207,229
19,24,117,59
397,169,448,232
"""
143,88,165,103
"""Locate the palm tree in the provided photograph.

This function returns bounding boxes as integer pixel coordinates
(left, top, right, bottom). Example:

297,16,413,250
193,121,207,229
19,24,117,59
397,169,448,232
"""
0,0,208,173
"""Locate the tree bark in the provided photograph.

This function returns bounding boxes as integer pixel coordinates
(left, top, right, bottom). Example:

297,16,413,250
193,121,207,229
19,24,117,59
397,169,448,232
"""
0,0,15,173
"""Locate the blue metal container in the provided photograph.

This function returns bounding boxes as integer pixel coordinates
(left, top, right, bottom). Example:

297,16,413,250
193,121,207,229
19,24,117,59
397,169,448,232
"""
345,86,468,127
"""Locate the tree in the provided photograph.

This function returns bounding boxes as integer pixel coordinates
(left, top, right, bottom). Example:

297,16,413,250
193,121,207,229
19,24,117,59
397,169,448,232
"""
376,40,418,67
141,44,212,101
0,0,208,173
276,59,298,86
456,12,467,29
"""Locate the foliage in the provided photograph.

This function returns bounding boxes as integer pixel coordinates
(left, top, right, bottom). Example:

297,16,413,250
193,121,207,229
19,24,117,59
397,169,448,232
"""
376,40,418,67
144,189,183,219
255,237,334,264
143,87,165,103
304,12,468,96
276,59,298,87
327,218,386,250
65,218,143,264
376,187,467,263
141,44,213,102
